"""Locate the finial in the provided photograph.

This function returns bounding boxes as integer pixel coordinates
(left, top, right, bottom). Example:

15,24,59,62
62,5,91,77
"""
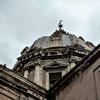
58,20,63,29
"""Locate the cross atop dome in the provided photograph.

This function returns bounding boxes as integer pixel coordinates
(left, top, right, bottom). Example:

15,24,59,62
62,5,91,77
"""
58,20,63,29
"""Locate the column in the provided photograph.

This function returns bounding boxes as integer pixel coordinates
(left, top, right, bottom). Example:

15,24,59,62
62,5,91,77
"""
39,67,43,86
45,72,49,90
70,60,75,69
62,70,66,77
68,59,75,71
34,63,42,86
24,67,29,78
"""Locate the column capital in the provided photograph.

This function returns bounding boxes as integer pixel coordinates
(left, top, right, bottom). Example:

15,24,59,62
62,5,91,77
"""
34,62,40,66
24,67,30,71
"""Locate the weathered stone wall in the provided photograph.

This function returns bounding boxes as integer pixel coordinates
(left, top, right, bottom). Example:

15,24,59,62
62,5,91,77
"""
0,87,19,100
0,84,47,100
55,58,100,100
0,65,48,100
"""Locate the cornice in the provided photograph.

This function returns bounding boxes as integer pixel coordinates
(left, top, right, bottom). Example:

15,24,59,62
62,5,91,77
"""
49,44,100,95
0,65,48,97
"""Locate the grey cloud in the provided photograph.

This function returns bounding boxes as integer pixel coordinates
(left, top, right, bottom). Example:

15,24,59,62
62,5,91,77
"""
87,9,100,45
0,0,100,68
0,43,13,67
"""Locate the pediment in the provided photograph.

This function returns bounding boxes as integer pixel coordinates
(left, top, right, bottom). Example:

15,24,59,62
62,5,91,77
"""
44,61,66,69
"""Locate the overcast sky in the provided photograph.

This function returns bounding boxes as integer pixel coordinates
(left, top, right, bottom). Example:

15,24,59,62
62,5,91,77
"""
0,0,100,68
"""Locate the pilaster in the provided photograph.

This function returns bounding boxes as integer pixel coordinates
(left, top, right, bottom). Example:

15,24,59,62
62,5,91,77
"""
34,63,43,86
24,67,29,78
45,72,49,90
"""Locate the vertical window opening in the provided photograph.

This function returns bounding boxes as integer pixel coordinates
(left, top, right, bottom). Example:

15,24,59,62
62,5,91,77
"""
49,72,61,88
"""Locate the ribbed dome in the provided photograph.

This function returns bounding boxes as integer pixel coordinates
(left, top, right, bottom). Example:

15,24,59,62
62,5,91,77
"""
30,29,95,50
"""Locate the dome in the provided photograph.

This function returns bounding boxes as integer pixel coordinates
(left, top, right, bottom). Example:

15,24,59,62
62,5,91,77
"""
30,29,95,50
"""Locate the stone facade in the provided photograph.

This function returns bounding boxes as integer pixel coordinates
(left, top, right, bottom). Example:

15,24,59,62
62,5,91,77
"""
13,28,94,90
0,26,99,100
0,64,48,100
49,44,100,100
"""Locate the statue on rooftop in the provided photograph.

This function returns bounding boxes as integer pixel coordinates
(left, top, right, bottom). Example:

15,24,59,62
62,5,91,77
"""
58,20,63,29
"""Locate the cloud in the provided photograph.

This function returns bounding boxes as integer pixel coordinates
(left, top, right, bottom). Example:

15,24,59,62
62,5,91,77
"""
0,43,12,66
0,0,100,68
87,9,100,44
